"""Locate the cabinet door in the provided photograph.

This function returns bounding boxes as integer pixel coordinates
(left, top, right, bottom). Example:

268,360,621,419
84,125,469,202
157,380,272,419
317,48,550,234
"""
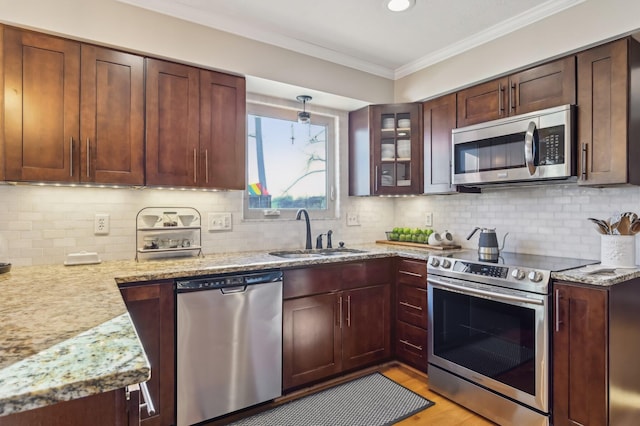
397,283,427,328
341,284,391,371
577,38,630,186
145,58,200,187
456,77,508,127
200,70,246,190
4,27,80,182
283,293,342,390
396,320,428,372
423,93,457,194
553,283,607,426
80,45,144,185
372,103,422,195
0,388,130,426
510,56,576,116
120,281,175,426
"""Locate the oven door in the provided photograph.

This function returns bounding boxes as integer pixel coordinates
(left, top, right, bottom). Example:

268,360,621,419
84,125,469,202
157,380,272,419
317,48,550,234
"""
427,275,549,413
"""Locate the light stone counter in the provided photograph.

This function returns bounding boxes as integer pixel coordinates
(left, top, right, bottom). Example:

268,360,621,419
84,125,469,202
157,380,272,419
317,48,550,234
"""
552,264,640,286
0,242,548,417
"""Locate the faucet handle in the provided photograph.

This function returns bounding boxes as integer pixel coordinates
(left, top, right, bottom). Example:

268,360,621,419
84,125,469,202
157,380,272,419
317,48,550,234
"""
338,241,345,248
316,234,324,249
327,230,333,248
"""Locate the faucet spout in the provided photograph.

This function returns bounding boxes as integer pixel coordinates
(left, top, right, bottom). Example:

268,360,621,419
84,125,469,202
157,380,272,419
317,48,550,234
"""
295,209,312,250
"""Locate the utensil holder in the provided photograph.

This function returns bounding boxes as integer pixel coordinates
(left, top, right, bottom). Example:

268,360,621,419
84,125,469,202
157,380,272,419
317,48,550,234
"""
600,235,636,268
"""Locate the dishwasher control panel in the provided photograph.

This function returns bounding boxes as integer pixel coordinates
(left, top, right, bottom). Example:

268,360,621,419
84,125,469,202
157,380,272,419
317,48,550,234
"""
176,270,282,291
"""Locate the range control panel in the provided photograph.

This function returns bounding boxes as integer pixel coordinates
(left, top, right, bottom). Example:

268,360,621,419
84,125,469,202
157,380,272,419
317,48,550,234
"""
427,255,550,294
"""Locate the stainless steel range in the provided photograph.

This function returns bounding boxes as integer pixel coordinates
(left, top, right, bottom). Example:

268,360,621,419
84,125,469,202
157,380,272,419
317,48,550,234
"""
427,251,597,426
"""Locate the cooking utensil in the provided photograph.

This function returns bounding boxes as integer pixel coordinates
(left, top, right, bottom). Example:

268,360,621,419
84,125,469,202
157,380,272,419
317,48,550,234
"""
631,220,640,235
617,215,632,235
467,227,509,261
588,218,610,235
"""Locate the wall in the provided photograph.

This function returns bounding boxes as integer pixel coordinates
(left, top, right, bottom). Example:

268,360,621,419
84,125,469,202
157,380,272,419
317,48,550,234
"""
0,96,394,267
394,185,640,264
0,0,393,105
395,0,640,102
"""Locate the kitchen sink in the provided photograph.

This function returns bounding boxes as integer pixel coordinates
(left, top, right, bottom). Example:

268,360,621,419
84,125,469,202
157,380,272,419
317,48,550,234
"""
269,248,366,259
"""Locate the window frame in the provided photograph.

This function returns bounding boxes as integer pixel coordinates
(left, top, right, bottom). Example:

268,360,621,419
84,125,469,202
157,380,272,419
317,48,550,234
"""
243,100,337,221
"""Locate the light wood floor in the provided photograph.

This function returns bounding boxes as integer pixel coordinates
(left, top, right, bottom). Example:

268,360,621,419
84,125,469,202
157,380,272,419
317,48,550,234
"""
379,363,496,425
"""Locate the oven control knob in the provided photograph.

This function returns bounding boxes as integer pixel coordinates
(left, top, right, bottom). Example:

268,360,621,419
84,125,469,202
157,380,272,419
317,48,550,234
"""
511,269,525,280
429,258,440,267
528,271,543,282
441,259,451,269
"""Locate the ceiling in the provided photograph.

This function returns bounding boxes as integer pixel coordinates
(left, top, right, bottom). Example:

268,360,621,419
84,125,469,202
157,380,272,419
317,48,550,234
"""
117,0,585,80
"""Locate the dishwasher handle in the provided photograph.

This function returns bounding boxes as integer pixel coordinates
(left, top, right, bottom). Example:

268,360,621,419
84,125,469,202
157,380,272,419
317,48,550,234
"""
220,285,248,294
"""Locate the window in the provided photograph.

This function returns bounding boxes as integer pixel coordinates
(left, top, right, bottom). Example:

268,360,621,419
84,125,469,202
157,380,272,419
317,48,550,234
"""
244,101,336,220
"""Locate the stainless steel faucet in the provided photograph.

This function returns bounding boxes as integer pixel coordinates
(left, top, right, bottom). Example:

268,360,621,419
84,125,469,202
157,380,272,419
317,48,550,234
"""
295,209,312,250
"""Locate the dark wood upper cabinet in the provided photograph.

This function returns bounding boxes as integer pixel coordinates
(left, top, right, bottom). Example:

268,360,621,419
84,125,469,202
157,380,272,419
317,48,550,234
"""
349,103,422,196
145,58,200,187
3,27,145,185
577,37,640,186
199,69,246,190
146,58,246,189
4,27,80,182
457,56,576,127
422,93,457,194
80,45,144,185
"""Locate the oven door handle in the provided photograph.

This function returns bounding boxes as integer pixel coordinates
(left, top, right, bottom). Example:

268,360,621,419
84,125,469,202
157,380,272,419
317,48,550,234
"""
428,277,544,306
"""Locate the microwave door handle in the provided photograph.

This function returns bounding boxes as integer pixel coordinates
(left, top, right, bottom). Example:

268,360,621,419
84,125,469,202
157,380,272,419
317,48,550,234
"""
524,121,537,176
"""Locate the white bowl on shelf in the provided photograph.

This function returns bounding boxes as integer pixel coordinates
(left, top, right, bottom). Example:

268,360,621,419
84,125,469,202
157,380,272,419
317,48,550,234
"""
179,214,197,226
382,118,395,129
141,214,161,228
398,119,411,128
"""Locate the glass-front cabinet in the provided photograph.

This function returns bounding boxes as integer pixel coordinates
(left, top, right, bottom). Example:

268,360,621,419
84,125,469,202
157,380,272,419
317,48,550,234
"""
349,103,422,195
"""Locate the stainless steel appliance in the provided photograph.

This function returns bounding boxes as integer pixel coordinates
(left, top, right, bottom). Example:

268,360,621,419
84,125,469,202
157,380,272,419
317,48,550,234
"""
176,270,283,426
427,251,596,426
452,104,575,186
466,227,508,261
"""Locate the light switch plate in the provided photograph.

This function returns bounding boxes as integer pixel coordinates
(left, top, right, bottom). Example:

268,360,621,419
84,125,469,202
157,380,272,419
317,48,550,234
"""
208,212,232,231
425,212,433,227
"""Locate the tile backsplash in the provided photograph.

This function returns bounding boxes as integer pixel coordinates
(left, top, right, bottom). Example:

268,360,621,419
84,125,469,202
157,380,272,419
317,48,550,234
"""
394,184,640,263
1,182,639,267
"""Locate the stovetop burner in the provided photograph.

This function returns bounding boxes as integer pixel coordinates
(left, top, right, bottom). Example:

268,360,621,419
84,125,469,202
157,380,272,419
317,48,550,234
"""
428,251,598,294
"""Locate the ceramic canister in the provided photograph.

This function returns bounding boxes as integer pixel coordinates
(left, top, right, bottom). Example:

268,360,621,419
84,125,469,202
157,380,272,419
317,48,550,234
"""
600,235,636,268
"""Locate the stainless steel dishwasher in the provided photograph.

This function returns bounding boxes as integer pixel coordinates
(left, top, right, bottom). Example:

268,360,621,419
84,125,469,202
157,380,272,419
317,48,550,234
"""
175,270,283,426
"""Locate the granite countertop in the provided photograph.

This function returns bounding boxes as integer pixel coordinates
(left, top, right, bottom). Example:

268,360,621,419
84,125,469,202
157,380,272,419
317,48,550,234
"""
0,242,629,417
551,264,640,286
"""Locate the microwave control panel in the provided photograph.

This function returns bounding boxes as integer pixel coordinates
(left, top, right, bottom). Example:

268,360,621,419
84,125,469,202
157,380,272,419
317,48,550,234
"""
537,125,564,165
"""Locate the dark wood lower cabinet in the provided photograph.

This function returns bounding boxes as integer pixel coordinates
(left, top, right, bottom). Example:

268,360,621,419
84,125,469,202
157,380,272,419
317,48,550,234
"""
119,281,175,426
0,387,139,426
553,279,640,425
282,260,392,391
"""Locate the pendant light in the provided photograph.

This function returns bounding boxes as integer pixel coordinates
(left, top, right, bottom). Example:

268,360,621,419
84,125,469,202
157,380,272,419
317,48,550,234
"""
297,95,312,124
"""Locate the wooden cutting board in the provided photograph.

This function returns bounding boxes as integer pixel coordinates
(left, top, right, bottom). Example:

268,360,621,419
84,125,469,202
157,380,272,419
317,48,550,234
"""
375,240,462,250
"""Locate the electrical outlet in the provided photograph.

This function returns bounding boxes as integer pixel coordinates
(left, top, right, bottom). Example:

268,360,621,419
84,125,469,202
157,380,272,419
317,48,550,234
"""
208,212,232,231
346,212,360,227
94,213,110,235
425,212,433,227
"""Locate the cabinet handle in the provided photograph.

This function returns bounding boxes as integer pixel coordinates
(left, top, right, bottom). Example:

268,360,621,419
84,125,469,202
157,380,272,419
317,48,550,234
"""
400,339,423,351
193,149,197,183
347,295,351,327
399,301,423,311
205,149,209,183
399,270,423,278
375,166,379,193
86,138,90,177
498,83,503,115
69,137,74,177
510,82,516,113
139,381,156,416
555,288,563,332
338,296,343,328
581,143,588,181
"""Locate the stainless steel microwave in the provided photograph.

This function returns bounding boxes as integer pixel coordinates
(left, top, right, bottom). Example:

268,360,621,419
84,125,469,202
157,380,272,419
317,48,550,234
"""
452,104,575,186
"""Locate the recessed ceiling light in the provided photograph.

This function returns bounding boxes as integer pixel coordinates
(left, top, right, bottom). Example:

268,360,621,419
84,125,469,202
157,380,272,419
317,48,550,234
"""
387,0,415,12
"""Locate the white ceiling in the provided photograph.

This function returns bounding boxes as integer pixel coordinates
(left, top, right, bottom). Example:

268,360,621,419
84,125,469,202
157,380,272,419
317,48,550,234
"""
117,0,585,80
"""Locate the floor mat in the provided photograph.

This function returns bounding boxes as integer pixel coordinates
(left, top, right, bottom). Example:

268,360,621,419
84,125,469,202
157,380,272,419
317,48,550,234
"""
227,372,435,426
